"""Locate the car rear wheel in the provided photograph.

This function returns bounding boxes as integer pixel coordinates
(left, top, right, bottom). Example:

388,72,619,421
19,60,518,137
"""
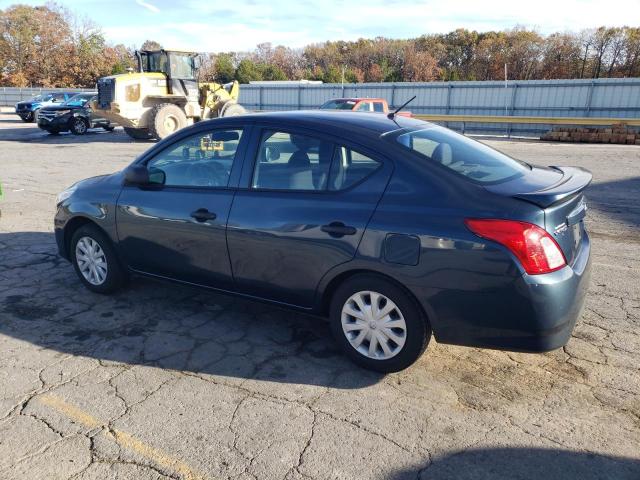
329,274,430,372
70,117,88,135
70,224,127,294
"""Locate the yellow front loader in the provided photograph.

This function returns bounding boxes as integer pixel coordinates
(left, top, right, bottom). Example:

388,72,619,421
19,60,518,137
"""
95,49,246,140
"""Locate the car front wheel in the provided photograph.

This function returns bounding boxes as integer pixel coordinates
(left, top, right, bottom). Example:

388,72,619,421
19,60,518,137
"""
70,224,127,294
329,274,431,372
70,117,88,135
21,112,34,122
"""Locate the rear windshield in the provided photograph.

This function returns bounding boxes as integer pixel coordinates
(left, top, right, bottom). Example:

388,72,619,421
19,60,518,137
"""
390,126,530,184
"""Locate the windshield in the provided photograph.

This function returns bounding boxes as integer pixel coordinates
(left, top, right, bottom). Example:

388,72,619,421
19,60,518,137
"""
390,126,530,184
320,100,356,110
33,94,54,102
63,94,94,107
169,54,196,79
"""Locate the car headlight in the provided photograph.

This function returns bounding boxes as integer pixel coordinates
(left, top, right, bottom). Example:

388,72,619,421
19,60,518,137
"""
55,109,71,116
56,185,77,204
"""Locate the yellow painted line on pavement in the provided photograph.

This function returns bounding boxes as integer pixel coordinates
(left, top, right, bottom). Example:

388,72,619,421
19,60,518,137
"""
38,394,208,480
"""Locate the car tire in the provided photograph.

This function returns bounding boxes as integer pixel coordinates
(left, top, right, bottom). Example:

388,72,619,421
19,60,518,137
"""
21,112,34,122
123,127,152,140
70,224,127,294
329,274,431,373
149,103,187,139
70,117,89,135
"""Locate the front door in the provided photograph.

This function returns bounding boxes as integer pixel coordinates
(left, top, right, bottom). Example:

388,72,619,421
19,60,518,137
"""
226,128,393,308
116,126,247,289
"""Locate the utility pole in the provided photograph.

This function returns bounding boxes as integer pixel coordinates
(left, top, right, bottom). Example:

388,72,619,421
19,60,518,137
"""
504,63,508,116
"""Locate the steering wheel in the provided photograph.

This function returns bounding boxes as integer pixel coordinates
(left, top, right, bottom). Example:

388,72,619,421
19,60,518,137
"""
187,161,229,187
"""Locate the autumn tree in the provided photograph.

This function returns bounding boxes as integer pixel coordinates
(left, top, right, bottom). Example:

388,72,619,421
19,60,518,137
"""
140,39,162,50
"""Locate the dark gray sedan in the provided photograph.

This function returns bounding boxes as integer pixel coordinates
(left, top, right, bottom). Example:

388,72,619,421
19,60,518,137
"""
54,112,591,372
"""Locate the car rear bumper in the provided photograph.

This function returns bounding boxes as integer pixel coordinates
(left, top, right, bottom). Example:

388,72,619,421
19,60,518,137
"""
425,232,592,352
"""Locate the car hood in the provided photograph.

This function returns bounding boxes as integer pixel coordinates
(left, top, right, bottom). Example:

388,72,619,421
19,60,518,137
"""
76,172,122,190
40,105,84,112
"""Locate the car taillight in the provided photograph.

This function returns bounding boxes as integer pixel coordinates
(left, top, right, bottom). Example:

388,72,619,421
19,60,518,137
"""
465,219,566,275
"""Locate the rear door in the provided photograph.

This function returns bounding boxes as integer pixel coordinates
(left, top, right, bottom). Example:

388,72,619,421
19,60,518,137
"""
116,126,248,289
226,126,393,307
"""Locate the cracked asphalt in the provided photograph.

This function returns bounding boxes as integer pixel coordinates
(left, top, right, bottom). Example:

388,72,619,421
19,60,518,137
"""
0,112,639,479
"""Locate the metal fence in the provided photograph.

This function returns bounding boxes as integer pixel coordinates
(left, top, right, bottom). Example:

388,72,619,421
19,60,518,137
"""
0,87,94,106
238,78,640,137
2,78,639,137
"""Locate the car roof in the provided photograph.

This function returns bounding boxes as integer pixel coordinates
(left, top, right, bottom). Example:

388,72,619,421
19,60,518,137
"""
325,98,385,102
225,110,431,138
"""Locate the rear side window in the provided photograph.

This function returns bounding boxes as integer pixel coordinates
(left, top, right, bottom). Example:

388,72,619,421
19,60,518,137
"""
328,147,380,191
393,126,529,184
373,102,385,113
252,131,333,191
252,130,381,192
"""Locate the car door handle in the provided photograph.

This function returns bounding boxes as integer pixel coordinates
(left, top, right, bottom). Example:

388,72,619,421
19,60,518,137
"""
190,208,217,222
321,222,357,238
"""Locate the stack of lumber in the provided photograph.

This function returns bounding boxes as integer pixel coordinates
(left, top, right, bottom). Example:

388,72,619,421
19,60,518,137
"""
541,124,640,144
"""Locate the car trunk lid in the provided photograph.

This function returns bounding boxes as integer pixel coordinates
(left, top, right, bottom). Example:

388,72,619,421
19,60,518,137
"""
485,166,592,265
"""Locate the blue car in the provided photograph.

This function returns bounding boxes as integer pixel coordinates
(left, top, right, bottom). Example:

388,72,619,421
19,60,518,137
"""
15,91,77,122
54,112,592,372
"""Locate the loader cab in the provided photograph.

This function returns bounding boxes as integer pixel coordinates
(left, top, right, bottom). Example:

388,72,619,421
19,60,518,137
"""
136,49,200,100
137,50,199,80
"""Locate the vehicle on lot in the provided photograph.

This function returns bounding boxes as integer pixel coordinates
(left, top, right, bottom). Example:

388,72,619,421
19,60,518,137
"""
95,49,246,141
37,93,115,135
320,97,412,116
15,91,77,122
54,111,592,372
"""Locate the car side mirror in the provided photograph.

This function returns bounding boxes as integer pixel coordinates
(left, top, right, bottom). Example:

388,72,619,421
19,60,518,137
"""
123,165,150,185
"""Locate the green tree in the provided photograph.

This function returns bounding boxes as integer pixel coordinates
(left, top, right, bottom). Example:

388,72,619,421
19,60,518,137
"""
235,58,262,83
214,53,236,83
260,63,286,81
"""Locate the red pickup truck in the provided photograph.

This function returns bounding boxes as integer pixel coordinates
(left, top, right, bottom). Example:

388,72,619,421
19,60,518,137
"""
319,98,412,117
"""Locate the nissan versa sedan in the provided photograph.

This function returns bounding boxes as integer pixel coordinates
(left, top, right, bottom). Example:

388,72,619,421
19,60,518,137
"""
54,112,592,372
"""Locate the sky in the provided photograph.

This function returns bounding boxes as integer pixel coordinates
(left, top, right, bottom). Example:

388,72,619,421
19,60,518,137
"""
7,0,640,51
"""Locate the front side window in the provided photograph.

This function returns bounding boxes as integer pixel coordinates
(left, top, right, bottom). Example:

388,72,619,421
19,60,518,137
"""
146,129,243,187
64,94,93,107
252,131,333,191
392,126,530,184
354,102,372,112
320,100,356,110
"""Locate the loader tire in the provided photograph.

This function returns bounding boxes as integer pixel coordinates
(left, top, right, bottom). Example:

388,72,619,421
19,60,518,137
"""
220,102,246,117
123,127,152,140
149,103,187,139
